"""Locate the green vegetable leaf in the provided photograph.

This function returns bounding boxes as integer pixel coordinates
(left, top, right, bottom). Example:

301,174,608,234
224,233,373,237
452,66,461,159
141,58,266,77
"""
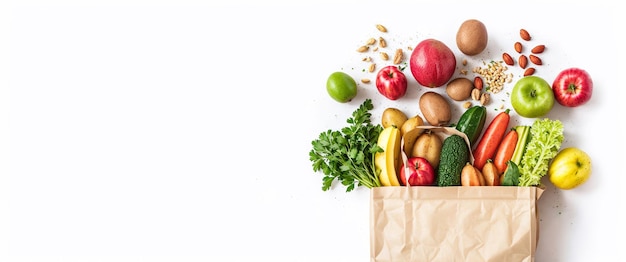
518,118,564,187
501,161,520,186
309,99,383,192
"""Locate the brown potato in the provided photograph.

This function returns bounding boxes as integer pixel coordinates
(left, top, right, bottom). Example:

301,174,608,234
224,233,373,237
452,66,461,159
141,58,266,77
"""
400,115,425,157
400,115,424,136
411,131,443,168
381,107,408,128
446,77,474,101
419,91,451,126
456,19,488,56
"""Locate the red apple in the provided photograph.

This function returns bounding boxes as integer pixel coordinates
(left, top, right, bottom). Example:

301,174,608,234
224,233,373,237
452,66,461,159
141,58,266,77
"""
409,39,457,88
552,67,593,107
399,157,435,186
375,65,407,100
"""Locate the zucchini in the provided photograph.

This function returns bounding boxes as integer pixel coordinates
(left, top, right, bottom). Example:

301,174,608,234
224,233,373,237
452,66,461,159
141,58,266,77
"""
455,105,487,147
436,134,469,186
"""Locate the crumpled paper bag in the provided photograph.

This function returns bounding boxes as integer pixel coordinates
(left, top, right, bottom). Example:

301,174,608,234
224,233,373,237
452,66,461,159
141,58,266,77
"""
370,186,543,262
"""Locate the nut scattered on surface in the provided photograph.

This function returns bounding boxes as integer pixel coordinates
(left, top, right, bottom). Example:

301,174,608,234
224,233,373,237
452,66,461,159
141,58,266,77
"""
505,31,545,74
480,93,490,105
529,54,542,65
376,24,387,33
366,38,376,45
462,59,468,66
502,53,514,66
520,29,531,41
518,54,528,69
380,52,389,61
379,37,387,48
357,46,369,52
460,69,468,75
368,63,376,73
524,67,535,76
463,101,472,109
531,45,545,54
361,78,371,84
362,56,371,62
474,76,483,90
471,88,481,101
393,49,403,64
514,42,523,53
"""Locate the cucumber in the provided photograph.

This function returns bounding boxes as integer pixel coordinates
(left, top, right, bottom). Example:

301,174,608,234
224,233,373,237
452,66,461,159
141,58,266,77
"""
436,134,469,186
455,105,487,147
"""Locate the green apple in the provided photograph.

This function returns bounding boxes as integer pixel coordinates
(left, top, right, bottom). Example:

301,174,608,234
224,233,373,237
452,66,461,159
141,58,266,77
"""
326,71,357,103
548,147,592,190
510,76,555,118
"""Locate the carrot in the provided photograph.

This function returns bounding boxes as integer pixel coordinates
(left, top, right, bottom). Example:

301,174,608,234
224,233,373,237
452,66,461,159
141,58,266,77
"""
493,128,518,175
472,109,510,170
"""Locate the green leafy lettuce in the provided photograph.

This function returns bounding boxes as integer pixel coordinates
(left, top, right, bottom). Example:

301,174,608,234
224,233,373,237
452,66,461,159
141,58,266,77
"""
518,118,564,186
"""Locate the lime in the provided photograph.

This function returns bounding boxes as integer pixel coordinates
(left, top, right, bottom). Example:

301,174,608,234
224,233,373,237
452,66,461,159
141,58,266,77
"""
326,71,357,103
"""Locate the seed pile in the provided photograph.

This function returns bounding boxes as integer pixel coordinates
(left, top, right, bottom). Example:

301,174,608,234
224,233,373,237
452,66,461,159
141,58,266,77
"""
472,60,513,94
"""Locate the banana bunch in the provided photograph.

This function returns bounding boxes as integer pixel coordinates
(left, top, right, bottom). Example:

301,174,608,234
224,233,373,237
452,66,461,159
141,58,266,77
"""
375,125,402,186
376,114,427,186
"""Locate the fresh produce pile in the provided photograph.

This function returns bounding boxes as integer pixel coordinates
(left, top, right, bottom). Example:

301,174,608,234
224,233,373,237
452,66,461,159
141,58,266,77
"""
310,20,593,192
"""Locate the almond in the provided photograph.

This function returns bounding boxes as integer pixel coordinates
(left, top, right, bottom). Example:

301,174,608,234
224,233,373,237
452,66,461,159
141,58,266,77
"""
514,42,523,53
531,45,545,54
529,54,542,65
523,67,535,76
368,63,376,73
518,54,528,69
361,78,371,84
502,53,514,66
474,76,483,90
520,29,531,41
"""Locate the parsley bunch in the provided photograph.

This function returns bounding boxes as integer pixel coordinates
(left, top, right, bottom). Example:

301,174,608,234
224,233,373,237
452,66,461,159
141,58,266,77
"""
309,99,384,192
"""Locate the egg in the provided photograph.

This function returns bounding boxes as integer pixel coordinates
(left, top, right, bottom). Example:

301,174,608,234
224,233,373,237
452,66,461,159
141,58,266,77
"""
456,19,488,56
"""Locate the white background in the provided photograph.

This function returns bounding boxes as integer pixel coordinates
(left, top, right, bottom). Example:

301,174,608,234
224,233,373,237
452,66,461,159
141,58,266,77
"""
2,1,626,261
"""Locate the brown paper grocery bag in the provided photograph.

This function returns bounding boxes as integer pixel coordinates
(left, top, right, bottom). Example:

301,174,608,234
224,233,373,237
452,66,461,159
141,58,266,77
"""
370,186,543,262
